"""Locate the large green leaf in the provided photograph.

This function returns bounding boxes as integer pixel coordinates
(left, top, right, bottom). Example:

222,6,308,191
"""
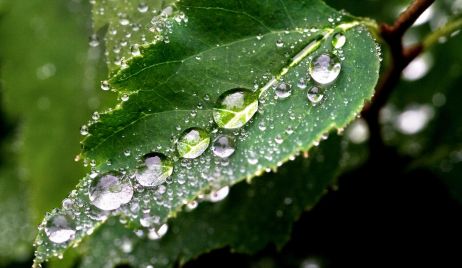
34,0,380,265
80,136,342,268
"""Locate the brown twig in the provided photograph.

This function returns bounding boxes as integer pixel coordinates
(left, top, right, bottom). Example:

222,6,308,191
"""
361,0,434,157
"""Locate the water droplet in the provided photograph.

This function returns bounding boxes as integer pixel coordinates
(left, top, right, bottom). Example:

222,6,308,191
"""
297,78,307,89
89,172,133,211
209,186,229,202
276,39,284,48
332,32,346,48
45,214,75,244
212,135,235,158
309,53,341,84
307,86,324,105
101,80,110,91
135,153,173,187
176,128,210,159
275,82,292,99
147,224,168,240
121,94,129,102
88,34,100,47
137,2,149,13
80,125,89,136
130,44,141,56
212,88,258,129
92,112,100,121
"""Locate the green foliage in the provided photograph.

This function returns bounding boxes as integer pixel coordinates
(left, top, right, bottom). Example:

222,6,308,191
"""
0,0,461,267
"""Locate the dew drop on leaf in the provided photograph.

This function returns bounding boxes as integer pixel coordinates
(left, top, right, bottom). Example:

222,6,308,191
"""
209,186,230,202
147,224,168,240
45,214,76,244
307,86,324,105
89,172,134,211
100,80,110,91
176,128,210,159
212,88,258,129
332,32,346,48
135,153,174,187
88,34,100,47
309,53,341,84
80,125,89,136
211,135,236,158
275,82,292,99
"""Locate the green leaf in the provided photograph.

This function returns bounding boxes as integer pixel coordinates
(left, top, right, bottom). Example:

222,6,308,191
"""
80,136,342,268
34,0,380,265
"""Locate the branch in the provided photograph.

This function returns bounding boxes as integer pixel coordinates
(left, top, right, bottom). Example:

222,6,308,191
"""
361,0,434,157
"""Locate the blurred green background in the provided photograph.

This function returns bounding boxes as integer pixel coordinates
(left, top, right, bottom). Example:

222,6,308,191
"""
1,0,462,267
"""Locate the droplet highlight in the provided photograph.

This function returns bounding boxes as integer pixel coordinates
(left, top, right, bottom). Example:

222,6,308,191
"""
176,128,210,159
213,88,258,129
309,53,341,85
89,172,133,211
135,153,173,187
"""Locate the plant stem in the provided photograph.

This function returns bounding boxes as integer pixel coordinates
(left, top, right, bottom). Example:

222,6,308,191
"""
361,0,434,157
423,16,462,49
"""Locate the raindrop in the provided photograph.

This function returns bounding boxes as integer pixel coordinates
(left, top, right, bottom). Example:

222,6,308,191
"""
80,125,89,136
212,135,236,158
176,128,210,159
297,78,307,89
137,2,149,13
135,153,174,187
88,34,100,47
307,86,324,104
309,53,341,84
130,44,141,56
45,214,76,244
275,82,292,99
89,172,133,211
92,112,100,121
147,224,168,240
121,94,129,102
276,39,284,48
332,32,346,48
209,186,230,202
101,80,110,91
212,88,258,129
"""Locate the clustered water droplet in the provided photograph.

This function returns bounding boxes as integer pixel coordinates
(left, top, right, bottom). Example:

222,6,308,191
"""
176,128,211,159
307,86,324,105
212,88,259,129
309,53,341,85
89,172,134,211
212,135,236,158
45,214,76,244
275,82,292,99
135,153,174,187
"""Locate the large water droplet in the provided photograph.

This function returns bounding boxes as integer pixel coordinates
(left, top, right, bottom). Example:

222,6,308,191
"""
212,135,235,158
177,128,210,159
309,53,341,85
213,88,258,129
45,214,76,244
89,172,133,211
135,153,173,187
332,33,346,48
307,86,324,105
275,82,292,99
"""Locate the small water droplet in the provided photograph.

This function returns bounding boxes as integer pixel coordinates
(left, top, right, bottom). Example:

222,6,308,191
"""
212,135,235,158
332,32,346,48
275,82,291,99
213,88,258,129
147,224,168,240
209,186,229,202
309,53,341,85
92,112,100,121
137,2,149,13
176,128,210,159
297,78,307,89
130,44,141,56
45,214,76,244
101,80,110,91
135,153,173,187
80,125,89,136
307,86,324,105
276,39,284,48
121,94,129,102
89,172,133,211
88,34,100,47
